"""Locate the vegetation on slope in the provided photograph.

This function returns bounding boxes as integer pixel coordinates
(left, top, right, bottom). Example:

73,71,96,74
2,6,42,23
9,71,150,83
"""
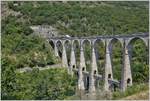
120,90,149,100
112,83,149,100
8,1,148,36
1,1,149,100
2,15,57,69
2,65,76,100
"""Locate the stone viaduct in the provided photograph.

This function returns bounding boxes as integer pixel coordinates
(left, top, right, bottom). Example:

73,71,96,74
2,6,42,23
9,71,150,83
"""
48,33,149,92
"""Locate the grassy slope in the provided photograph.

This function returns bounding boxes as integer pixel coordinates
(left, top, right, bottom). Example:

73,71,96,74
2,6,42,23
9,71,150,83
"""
121,90,149,100
112,83,149,100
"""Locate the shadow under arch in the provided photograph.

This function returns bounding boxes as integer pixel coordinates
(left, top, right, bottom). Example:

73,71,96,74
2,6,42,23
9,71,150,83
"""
127,37,148,83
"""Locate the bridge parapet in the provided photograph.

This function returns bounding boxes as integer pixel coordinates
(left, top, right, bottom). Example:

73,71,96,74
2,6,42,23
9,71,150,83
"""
49,33,148,40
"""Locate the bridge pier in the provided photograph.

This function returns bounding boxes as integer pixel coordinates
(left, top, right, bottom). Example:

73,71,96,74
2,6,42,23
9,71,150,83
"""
89,41,98,93
121,40,132,91
54,41,59,57
104,39,113,91
62,41,68,68
78,42,86,90
70,41,76,75
49,33,148,93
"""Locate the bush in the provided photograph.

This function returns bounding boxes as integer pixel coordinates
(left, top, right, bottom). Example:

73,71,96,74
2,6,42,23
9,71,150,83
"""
112,83,148,99
1,68,77,100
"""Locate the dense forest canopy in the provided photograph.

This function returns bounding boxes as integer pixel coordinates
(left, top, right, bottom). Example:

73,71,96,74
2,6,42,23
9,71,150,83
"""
1,1,149,100
6,1,148,36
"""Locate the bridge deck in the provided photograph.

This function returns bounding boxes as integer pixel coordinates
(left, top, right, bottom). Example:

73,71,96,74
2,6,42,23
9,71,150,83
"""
49,33,148,40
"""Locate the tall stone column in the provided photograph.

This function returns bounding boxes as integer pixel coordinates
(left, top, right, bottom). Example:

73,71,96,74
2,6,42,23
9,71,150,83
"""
89,41,98,93
69,41,76,75
62,41,68,68
54,41,59,57
104,39,113,91
78,41,86,90
121,39,132,91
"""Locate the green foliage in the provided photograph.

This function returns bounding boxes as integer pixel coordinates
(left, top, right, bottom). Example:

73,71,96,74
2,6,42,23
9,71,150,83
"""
2,15,56,68
1,1,149,100
1,56,17,99
2,68,76,100
7,1,148,36
112,83,148,99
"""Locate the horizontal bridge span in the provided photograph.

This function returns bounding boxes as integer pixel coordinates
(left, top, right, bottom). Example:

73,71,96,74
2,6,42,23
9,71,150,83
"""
48,33,148,40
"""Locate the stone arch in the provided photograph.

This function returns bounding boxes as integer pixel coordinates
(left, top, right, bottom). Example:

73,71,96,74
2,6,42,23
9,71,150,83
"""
82,39,92,72
127,37,148,47
72,39,80,46
81,39,91,47
108,38,123,81
63,39,71,66
108,38,123,49
64,39,71,44
93,38,105,75
72,39,80,69
93,38,105,47
126,37,148,83
56,40,63,46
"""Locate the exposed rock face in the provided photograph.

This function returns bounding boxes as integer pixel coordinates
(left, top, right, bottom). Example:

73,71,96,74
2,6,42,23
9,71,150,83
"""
30,25,59,38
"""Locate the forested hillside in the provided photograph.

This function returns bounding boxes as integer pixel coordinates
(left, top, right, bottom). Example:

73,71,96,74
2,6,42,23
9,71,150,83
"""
1,1,149,100
7,1,148,36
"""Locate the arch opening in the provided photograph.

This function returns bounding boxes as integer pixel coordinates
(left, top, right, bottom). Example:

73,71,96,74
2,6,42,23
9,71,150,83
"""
64,40,71,66
94,39,105,89
82,39,91,72
109,38,123,81
128,37,148,83
56,40,63,58
94,39,105,76
73,40,80,69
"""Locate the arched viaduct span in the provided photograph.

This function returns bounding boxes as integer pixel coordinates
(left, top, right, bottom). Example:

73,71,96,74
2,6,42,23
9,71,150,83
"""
48,33,149,92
